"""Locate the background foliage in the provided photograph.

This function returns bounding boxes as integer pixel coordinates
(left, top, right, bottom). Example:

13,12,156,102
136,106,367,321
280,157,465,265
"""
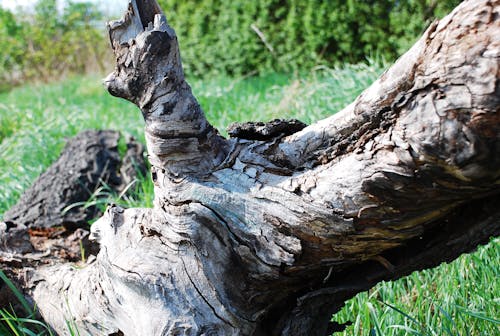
0,0,107,91
0,0,461,89
158,0,461,76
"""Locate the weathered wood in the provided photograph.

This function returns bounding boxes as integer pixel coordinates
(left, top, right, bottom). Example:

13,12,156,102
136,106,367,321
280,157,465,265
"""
1,0,499,335
3,130,146,231
0,130,146,285
227,119,307,141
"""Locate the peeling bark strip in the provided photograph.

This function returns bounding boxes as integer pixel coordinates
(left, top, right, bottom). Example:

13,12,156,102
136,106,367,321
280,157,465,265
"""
0,0,499,335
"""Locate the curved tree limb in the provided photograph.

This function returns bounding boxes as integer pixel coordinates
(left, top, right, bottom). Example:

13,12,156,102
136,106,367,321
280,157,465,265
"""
1,0,499,335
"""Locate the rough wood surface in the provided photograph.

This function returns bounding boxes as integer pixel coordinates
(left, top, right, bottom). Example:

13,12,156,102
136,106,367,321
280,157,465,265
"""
3,130,146,231
0,0,499,335
227,119,307,141
0,130,146,276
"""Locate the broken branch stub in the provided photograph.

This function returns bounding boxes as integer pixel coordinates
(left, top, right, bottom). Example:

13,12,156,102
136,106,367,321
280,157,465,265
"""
105,0,228,176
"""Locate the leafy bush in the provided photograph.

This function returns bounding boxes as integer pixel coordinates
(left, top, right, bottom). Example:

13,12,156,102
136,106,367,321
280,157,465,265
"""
0,0,461,89
0,0,108,90
0,7,25,91
158,0,461,76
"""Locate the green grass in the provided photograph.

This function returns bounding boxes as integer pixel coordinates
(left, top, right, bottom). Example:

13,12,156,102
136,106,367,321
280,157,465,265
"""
333,238,499,335
0,270,56,336
0,64,498,335
0,76,144,215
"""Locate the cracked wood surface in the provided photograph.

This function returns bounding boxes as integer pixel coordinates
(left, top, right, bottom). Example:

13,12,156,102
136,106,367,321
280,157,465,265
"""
1,0,499,335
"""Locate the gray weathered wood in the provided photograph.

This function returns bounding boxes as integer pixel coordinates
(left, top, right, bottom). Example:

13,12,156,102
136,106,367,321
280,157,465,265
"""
1,0,499,335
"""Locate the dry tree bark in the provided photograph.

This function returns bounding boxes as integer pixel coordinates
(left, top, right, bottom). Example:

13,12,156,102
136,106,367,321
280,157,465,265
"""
3,130,146,231
0,130,146,274
1,0,499,335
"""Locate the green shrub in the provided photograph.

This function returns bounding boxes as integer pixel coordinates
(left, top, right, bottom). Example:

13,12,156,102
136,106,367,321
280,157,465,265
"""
0,7,25,90
158,0,461,77
0,0,108,90
0,0,461,88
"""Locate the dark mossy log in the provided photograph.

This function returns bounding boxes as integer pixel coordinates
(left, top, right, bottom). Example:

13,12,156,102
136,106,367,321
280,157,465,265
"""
0,0,499,335
3,130,146,231
0,130,146,268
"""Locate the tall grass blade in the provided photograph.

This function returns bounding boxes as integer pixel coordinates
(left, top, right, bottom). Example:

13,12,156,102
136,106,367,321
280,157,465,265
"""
0,309,21,336
0,270,34,316
382,301,426,335
388,325,422,335
367,302,384,336
455,305,500,325
435,303,458,336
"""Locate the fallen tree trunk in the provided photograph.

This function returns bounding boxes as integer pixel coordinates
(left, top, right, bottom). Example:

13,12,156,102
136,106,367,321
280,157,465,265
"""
1,0,499,335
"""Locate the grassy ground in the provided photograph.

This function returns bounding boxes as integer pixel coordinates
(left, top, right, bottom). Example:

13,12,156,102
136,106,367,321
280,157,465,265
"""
0,64,498,335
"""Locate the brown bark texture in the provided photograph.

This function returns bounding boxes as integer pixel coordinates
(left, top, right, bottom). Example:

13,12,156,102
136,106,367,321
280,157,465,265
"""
0,0,499,335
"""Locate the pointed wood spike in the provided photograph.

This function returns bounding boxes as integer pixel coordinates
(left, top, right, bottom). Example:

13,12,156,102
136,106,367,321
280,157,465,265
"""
105,0,228,176
134,0,163,29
